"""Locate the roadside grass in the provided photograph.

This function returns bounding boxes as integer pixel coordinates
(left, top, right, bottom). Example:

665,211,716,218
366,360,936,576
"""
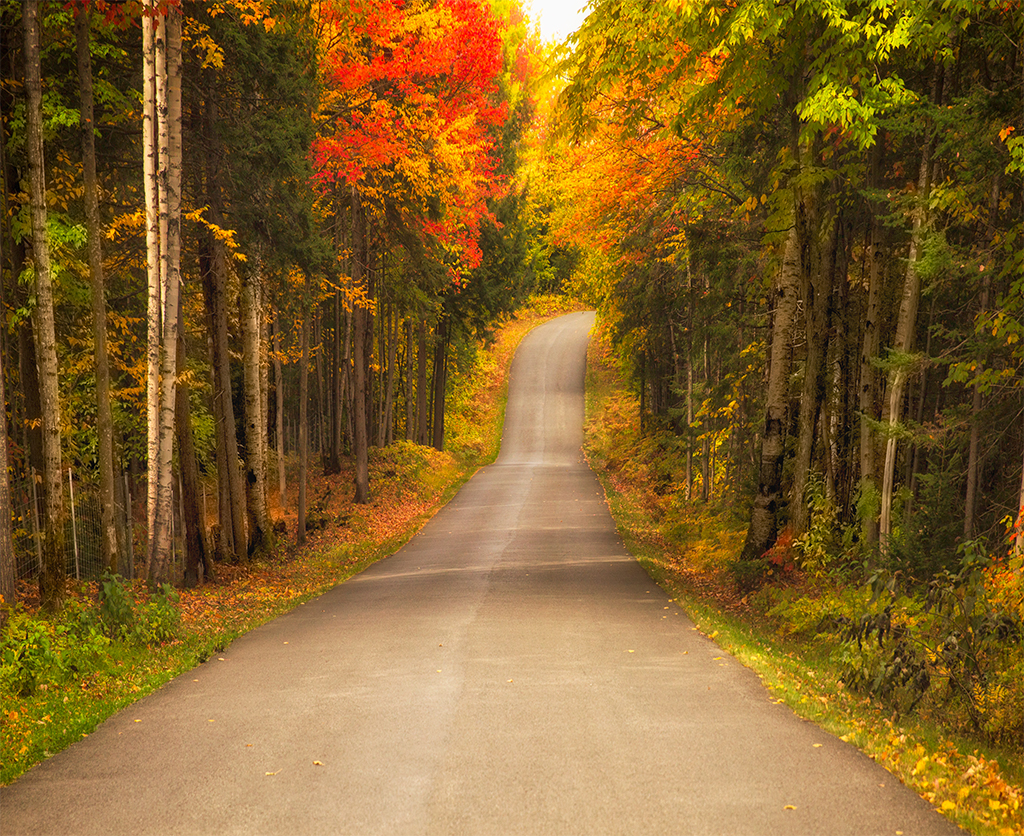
583,322,1023,836
1,295,579,786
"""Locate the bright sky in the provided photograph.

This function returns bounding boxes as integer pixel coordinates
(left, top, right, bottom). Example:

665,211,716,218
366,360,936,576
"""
528,0,589,44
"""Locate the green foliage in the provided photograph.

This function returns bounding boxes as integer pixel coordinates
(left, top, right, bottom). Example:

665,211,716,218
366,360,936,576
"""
835,547,1023,746
1,601,110,698
98,573,180,645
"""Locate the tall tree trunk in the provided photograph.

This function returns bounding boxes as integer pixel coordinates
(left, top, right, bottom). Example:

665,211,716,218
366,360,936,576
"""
201,85,246,563
431,316,448,451
405,318,415,441
324,293,342,475
298,274,311,545
176,303,209,588
76,8,118,573
24,0,66,608
274,313,286,510
879,66,942,549
382,304,398,446
879,124,936,548
147,5,183,584
416,315,429,445
859,139,885,545
241,250,273,553
0,194,13,609
351,187,370,503
143,0,161,571
964,175,998,539
791,194,835,536
685,248,694,500
739,220,801,566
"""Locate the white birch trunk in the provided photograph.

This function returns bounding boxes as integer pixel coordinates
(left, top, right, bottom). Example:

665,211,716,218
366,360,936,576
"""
143,0,161,571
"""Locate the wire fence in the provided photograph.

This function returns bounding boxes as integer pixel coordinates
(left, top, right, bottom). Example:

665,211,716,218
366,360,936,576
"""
9,468,140,584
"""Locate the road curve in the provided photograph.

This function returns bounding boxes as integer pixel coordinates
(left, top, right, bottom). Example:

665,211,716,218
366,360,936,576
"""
2,311,960,835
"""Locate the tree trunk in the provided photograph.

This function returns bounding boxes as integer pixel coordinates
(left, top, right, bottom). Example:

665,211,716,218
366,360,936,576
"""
685,249,694,500
431,316,448,452
382,304,398,446
324,294,342,475
879,65,942,549
176,305,209,588
405,318,415,441
143,0,161,571
879,136,935,548
791,194,835,536
352,187,370,503
76,8,118,574
0,43,10,607
417,315,429,445
739,221,801,565
964,175,998,539
298,274,311,545
147,5,183,585
201,84,247,563
0,200,13,608
858,139,885,545
241,250,273,553
24,0,66,608
274,313,287,511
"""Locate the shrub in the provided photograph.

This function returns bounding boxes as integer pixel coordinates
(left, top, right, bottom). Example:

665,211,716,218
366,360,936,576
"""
0,602,110,697
837,546,1023,746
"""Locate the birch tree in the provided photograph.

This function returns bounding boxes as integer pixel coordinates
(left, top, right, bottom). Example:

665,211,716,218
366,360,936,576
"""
143,0,184,584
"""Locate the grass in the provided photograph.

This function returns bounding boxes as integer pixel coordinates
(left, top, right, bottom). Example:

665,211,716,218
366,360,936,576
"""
1,295,579,786
582,321,1023,836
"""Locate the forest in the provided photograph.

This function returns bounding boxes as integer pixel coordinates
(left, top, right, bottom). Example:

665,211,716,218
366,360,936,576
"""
1,0,568,602
1,0,1023,826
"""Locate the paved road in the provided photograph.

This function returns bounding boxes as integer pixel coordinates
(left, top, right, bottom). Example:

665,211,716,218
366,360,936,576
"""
3,312,960,835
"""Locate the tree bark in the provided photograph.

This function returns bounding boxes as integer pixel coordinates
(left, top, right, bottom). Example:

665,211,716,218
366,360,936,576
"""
878,65,943,549
879,133,935,548
431,316,448,452
274,313,287,511
176,305,210,588
298,274,311,545
0,193,13,608
963,175,998,539
201,83,247,563
24,0,66,608
76,8,119,574
417,315,429,445
147,5,183,584
739,221,801,565
241,250,273,553
405,318,415,441
858,141,885,545
143,0,161,570
790,192,835,536
352,187,370,503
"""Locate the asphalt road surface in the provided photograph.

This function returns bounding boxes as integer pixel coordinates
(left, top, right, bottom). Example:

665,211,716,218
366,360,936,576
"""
2,311,962,835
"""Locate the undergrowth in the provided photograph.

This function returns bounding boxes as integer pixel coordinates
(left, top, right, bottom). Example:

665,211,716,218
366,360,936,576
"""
583,320,1023,836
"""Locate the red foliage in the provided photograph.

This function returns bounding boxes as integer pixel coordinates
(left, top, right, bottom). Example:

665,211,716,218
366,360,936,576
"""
312,0,508,281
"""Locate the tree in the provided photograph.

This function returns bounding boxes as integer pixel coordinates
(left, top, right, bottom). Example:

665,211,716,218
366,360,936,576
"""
143,0,184,584
23,0,66,609
0,205,13,609
75,4,118,573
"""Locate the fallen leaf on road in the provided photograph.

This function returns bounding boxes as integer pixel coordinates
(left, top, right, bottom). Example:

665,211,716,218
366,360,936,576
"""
784,805,796,810
265,771,280,776
313,761,323,766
